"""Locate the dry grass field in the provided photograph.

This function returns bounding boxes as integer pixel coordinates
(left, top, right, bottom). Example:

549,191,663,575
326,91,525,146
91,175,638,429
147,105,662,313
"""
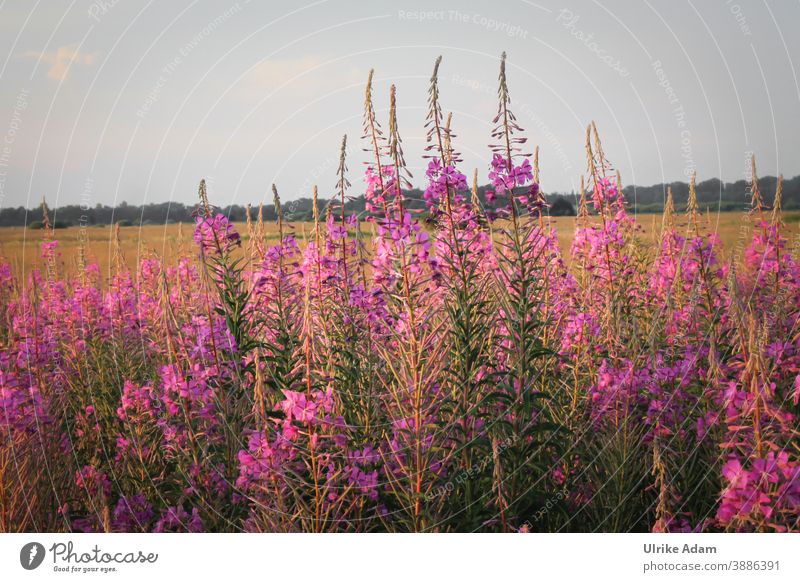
1,211,798,281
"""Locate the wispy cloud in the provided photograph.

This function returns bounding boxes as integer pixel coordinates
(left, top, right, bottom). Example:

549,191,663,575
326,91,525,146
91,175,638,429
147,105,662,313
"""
238,55,363,99
21,43,98,80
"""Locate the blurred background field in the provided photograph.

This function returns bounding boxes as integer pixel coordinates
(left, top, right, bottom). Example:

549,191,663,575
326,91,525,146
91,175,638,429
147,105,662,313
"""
1,211,798,281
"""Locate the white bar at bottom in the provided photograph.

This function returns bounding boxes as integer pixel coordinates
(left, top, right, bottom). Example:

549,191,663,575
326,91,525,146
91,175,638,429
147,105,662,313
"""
0,533,797,581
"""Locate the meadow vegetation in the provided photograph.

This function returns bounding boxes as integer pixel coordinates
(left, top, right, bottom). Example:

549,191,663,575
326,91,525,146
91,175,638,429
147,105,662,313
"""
1,54,799,532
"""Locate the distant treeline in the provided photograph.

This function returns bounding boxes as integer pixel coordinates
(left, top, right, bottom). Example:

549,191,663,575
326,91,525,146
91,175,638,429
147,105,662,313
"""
620,175,797,214
1,175,796,227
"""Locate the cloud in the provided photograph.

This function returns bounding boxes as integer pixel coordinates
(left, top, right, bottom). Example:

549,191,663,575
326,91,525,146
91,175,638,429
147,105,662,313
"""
21,43,98,80
238,55,364,99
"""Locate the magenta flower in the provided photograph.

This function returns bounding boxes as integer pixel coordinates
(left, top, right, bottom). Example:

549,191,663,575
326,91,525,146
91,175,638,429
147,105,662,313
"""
194,213,241,254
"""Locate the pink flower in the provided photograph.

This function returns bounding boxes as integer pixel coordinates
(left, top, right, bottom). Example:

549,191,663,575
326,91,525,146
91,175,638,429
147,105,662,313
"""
194,213,241,254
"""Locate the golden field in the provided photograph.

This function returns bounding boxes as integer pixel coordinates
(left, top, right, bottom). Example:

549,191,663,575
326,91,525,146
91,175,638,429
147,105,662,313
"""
0,212,798,281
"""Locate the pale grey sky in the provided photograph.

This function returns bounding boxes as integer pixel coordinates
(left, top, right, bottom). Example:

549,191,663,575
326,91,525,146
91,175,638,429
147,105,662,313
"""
0,0,798,210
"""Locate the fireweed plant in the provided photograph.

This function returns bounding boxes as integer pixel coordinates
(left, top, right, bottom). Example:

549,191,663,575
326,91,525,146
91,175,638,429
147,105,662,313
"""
1,54,799,533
